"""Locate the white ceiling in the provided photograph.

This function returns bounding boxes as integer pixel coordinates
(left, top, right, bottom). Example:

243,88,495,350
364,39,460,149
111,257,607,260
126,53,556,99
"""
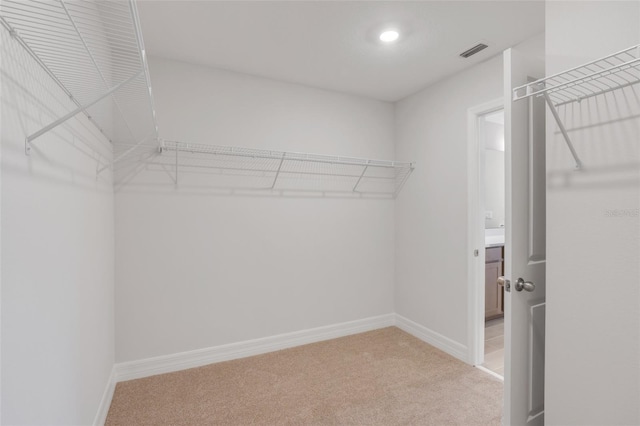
137,1,544,102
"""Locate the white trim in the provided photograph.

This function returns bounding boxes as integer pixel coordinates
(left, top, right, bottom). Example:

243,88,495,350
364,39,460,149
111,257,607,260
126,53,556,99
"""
114,314,395,382
475,365,505,382
93,366,116,426
395,314,468,362
466,98,504,366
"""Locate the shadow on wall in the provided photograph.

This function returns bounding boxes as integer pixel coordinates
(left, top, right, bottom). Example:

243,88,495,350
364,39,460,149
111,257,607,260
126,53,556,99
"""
1,29,113,187
547,85,640,190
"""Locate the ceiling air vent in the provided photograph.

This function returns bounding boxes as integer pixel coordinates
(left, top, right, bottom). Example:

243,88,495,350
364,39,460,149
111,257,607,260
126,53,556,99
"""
459,43,489,58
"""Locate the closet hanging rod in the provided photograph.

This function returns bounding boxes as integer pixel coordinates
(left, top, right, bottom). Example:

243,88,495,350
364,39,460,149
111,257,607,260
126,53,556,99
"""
144,159,404,182
160,140,413,169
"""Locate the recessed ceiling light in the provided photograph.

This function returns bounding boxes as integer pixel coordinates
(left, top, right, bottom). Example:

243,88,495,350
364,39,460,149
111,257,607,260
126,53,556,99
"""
379,30,399,43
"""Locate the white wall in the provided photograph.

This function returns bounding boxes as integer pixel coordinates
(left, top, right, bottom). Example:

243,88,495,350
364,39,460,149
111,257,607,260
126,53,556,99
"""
484,118,505,229
485,148,505,229
114,57,396,363
394,55,504,353
545,2,640,425
1,29,115,425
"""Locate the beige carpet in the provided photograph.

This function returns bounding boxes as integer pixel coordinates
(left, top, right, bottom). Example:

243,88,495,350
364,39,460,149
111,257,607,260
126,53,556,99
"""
106,327,502,425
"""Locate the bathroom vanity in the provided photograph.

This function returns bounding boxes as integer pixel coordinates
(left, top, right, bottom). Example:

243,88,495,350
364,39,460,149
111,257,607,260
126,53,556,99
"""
485,244,504,320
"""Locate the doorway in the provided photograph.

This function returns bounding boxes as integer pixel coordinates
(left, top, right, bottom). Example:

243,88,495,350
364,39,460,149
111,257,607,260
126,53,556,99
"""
466,98,505,377
479,109,506,377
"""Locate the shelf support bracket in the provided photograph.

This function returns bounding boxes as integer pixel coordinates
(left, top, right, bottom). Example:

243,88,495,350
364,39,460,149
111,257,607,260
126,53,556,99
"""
542,93,583,170
352,163,370,192
271,153,286,189
24,70,142,155
174,142,179,185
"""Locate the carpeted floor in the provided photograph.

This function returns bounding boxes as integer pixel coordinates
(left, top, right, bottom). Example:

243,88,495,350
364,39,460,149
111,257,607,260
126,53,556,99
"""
106,327,503,425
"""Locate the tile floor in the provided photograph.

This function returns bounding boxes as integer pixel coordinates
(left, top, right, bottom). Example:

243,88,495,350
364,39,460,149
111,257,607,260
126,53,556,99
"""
483,317,504,376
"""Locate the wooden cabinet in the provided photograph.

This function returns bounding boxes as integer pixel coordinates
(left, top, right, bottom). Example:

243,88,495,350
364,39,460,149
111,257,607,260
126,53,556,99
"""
485,246,504,320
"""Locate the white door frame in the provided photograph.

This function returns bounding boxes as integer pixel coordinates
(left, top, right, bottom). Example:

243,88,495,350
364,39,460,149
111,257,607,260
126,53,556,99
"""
466,98,504,367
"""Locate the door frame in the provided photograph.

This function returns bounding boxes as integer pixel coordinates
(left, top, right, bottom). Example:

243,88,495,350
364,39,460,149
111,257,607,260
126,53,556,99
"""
466,97,504,368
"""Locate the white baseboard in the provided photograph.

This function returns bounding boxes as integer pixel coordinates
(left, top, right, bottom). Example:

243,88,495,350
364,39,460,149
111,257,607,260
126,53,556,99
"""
395,314,468,363
475,365,504,381
113,313,468,386
114,313,395,382
93,366,116,426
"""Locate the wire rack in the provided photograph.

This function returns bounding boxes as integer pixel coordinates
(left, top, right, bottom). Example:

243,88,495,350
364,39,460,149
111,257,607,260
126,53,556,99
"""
513,45,640,106
512,44,640,169
0,0,158,160
153,141,414,197
1,1,414,194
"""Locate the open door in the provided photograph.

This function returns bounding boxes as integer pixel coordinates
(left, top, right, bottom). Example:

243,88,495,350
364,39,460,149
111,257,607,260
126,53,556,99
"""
503,48,546,426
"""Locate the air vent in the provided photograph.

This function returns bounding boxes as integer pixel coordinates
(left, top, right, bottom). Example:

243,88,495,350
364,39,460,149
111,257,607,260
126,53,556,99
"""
459,43,489,58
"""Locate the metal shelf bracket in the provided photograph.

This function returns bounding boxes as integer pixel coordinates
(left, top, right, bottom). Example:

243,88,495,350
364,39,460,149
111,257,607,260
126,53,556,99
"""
542,92,583,170
271,153,286,189
352,162,371,192
24,71,142,156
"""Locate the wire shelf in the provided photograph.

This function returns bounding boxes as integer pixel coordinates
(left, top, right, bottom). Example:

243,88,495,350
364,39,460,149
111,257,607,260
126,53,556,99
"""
1,1,414,194
0,0,159,159
513,44,640,106
154,141,414,197
512,44,640,170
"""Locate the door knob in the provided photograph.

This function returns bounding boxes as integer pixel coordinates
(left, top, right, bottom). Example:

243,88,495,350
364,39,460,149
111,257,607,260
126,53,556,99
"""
497,276,511,292
515,278,535,292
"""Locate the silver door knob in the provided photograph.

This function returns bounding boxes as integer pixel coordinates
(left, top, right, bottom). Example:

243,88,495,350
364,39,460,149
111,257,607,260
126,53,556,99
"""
515,278,535,292
497,276,511,292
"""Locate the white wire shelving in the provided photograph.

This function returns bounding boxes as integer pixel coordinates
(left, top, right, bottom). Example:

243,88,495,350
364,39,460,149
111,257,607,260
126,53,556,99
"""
151,141,415,197
513,44,640,169
0,0,158,161
1,1,414,196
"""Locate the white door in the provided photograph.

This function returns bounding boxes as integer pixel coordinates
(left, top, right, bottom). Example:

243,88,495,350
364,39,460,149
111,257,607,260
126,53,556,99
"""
503,48,546,426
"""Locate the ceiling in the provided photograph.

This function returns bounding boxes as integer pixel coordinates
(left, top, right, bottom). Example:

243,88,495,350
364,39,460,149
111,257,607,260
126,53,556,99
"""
137,1,544,102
